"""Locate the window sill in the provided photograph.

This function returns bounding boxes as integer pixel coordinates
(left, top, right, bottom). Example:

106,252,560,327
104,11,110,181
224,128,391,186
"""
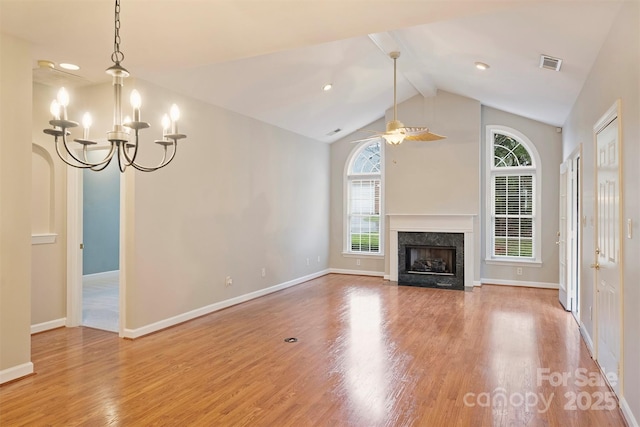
342,252,384,259
485,258,542,267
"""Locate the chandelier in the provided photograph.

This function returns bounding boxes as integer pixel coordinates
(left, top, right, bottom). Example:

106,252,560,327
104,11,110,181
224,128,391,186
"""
43,0,186,172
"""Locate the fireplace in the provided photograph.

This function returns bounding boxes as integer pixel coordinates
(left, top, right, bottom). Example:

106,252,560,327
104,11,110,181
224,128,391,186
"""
398,232,464,290
406,246,456,276
388,214,475,290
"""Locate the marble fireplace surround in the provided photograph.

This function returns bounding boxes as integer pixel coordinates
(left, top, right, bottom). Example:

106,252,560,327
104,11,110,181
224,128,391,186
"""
389,215,475,289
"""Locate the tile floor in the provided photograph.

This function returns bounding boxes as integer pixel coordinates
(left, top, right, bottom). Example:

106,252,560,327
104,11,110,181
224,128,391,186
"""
82,273,119,333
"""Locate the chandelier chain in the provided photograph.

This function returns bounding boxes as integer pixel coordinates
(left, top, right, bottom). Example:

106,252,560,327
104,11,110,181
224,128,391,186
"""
111,0,125,64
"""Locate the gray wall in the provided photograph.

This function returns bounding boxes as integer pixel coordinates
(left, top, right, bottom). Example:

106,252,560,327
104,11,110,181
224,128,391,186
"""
123,79,331,330
329,116,386,274
330,91,481,278
31,83,67,326
82,151,120,275
562,1,639,420
29,77,330,334
0,33,33,380
480,106,562,285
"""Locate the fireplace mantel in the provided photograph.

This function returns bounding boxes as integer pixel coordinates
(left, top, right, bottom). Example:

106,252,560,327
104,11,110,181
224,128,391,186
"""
388,214,475,288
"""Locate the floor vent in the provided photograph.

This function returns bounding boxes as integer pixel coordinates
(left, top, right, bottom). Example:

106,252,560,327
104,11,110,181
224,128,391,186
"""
539,54,563,72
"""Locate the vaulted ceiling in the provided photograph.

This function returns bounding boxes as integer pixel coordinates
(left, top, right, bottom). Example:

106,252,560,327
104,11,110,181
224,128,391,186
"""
0,0,623,142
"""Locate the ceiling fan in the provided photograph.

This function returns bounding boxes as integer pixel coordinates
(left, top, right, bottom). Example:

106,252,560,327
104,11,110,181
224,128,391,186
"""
352,51,446,145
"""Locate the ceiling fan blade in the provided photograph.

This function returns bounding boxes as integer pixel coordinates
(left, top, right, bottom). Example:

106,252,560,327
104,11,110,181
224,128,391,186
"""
404,130,447,142
403,127,431,133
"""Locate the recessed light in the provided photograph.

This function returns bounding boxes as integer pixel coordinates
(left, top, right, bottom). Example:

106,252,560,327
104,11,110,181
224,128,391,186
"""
475,62,490,70
59,63,80,71
322,83,333,91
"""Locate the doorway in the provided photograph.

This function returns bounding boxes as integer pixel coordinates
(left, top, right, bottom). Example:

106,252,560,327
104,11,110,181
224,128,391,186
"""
66,148,125,336
81,149,120,332
560,147,582,318
568,150,581,322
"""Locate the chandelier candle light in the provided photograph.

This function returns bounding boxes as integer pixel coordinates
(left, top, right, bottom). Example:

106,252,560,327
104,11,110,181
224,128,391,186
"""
43,0,186,172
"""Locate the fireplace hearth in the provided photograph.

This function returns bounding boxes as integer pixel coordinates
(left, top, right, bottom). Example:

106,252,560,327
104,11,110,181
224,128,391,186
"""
398,232,464,290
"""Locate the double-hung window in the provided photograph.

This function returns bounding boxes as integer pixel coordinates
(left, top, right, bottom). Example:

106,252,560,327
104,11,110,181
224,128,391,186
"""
346,141,382,254
486,126,541,263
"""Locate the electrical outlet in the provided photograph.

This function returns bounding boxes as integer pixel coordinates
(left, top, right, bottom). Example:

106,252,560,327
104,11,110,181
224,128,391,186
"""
516,267,523,276
261,268,266,277
356,259,361,266
225,276,233,287
317,256,320,263
306,258,310,266
590,306,592,320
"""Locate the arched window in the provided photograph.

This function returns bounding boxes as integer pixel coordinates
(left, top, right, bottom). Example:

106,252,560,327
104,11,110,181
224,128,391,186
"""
486,126,541,262
345,141,382,254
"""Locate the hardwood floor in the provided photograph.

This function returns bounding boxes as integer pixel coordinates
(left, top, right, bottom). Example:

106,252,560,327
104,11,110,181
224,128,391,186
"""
0,274,626,426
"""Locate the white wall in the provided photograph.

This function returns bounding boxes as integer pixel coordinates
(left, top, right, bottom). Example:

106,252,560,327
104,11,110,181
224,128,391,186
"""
562,2,639,422
481,106,562,286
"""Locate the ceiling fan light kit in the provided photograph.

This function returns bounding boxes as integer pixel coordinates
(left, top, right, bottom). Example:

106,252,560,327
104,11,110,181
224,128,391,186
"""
42,0,187,172
351,51,446,145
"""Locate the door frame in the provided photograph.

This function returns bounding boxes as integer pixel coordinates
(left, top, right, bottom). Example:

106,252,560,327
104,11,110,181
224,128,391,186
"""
569,145,582,322
559,160,570,310
66,148,128,337
592,99,624,393
65,165,83,327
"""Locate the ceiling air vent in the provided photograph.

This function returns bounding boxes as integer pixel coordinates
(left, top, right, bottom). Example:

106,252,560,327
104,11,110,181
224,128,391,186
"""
326,128,342,136
539,54,562,72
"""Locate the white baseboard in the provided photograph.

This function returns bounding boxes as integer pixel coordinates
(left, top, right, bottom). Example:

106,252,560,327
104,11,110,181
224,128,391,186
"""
383,275,391,280
123,269,330,339
480,278,559,289
620,397,639,427
579,321,595,357
83,270,119,283
578,325,637,427
329,268,385,277
0,362,34,385
473,280,482,287
31,318,66,334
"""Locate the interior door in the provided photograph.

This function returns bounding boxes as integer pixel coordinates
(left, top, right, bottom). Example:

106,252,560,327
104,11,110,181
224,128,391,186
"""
593,103,622,394
558,161,570,310
570,153,581,322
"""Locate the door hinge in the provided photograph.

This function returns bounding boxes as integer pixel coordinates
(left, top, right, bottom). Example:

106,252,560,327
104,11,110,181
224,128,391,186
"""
80,243,84,249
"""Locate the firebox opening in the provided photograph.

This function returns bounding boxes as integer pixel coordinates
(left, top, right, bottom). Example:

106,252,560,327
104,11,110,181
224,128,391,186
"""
406,246,456,276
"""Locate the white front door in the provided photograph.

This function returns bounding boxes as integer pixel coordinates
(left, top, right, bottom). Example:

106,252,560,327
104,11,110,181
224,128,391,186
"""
593,101,622,394
558,161,570,310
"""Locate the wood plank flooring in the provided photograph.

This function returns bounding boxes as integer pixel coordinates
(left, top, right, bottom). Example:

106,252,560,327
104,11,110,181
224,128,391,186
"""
0,274,627,426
